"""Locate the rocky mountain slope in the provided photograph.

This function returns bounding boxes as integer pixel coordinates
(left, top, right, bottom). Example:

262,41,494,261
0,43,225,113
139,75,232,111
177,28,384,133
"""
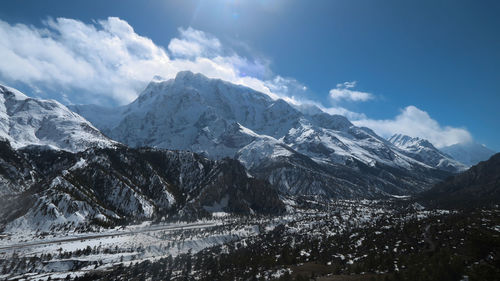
388,133,467,173
73,71,451,198
418,153,500,209
0,140,284,233
0,85,114,152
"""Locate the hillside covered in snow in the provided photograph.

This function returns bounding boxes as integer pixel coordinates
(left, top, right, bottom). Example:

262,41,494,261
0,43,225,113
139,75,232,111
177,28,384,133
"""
388,133,467,173
73,71,453,198
0,85,114,152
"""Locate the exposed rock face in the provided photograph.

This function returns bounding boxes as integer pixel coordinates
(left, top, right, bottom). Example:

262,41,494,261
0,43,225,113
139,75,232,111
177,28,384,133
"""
418,153,500,209
0,140,284,233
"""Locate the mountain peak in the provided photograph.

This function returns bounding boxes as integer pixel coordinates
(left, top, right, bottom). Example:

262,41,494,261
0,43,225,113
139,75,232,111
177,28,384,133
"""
0,84,29,101
389,133,417,145
0,84,115,152
389,133,467,173
389,134,434,149
74,73,458,197
141,71,210,98
174,70,209,83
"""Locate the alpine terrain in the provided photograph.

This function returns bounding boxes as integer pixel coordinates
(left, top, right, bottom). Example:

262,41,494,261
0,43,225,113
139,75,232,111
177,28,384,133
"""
0,74,498,281
0,85,114,152
388,133,467,173
72,71,454,199
1,2,498,279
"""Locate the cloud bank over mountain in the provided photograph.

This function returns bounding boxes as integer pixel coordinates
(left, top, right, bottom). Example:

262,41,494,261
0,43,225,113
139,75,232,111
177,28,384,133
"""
0,17,296,105
0,16,473,146
354,106,472,148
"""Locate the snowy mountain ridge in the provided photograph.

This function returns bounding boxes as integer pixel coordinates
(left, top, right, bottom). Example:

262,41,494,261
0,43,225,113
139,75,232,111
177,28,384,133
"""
72,71,453,197
77,71,427,169
0,72,485,235
0,140,284,233
388,133,468,172
0,84,115,152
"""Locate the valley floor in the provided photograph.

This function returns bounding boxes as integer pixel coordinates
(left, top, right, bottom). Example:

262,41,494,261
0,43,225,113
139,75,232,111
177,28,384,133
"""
1,199,499,281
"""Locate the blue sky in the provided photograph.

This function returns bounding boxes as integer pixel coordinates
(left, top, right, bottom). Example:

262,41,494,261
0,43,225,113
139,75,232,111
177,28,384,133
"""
0,0,498,150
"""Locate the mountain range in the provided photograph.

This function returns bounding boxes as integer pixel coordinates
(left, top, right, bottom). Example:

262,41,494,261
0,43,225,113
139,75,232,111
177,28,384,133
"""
0,71,497,233
0,139,284,232
388,133,468,172
71,71,463,198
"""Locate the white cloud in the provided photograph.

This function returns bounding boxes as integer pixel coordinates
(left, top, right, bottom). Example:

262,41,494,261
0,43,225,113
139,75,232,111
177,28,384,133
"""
0,17,475,147
168,27,221,58
265,76,308,100
353,106,472,147
338,81,356,89
0,17,171,104
329,81,374,102
0,17,284,105
321,105,367,120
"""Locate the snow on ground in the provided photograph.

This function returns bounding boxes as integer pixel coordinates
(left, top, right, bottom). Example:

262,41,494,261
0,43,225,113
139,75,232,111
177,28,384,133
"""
0,199,444,280
0,218,257,280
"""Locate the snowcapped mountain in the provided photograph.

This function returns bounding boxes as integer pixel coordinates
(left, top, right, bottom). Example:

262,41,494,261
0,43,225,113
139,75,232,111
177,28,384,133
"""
388,134,467,173
0,85,115,152
73,71,451,197
0,140,284,233
441,142,496,167
0,82,285,232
